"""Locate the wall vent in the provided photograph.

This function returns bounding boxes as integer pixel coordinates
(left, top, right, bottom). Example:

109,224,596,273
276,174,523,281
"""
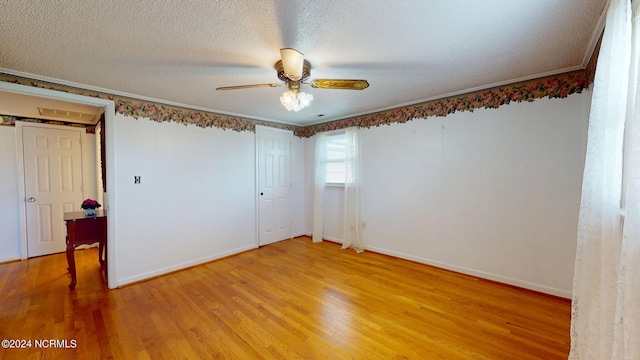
38,107,99,124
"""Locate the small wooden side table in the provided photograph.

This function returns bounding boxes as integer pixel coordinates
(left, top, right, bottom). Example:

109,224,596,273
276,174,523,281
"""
64,211,107,290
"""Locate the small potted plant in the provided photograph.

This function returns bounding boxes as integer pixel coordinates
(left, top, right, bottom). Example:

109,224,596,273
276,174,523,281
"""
81,198,101,217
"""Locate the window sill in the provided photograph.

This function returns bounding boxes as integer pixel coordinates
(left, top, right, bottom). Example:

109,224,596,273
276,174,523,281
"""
326,183,345,188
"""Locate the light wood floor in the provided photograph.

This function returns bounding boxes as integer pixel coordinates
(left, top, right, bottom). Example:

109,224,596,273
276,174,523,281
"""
0,236,571,359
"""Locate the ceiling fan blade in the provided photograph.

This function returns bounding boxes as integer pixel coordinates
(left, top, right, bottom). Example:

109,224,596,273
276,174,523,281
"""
216,83,284,90
280,48,304,81
310,79,370,90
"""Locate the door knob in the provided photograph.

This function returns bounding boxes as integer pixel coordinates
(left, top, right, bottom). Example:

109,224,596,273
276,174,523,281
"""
28,197,36,202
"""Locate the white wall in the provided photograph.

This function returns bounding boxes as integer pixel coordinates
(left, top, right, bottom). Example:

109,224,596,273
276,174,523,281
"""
0,126,20,262
304,137,315,233
110,115,306,286
312,91,591,298
110,114,256,285
291,136,307,237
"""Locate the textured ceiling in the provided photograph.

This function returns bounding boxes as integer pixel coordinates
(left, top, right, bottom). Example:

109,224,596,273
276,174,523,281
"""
0,0,606,126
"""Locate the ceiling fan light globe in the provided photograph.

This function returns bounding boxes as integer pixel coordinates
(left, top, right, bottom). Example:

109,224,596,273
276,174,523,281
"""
298,92,312,107
280,89,312,112
280,91,297,111
280,91,295,105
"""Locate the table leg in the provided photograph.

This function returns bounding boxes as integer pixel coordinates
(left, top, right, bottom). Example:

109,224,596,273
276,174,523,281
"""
66,243,77,290
99,240,105,266
104,240,108,287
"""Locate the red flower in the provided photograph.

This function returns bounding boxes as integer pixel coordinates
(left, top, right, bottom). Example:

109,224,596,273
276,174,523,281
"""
81,199,101,210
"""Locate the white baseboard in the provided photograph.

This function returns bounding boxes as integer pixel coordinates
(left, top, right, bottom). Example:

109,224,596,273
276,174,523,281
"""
114,237,571,299
278,233,571,298
0,255,21,264
292,231,311,238
365,245,572,299
321,235,343,243
116,244,256,287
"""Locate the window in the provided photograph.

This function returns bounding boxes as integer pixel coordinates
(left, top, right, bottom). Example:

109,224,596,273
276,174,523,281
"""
325,132,346,184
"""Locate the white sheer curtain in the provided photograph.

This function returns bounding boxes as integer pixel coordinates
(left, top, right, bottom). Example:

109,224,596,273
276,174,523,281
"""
312,132,328,243
570,0,639,358
312,127,364,252
342,127,364,253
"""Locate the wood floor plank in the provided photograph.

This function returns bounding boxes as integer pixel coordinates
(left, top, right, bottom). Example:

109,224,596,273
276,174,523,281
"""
0,236,571,359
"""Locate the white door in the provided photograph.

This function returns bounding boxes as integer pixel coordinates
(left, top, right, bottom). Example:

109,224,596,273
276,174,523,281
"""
257,126,292,246
23,125,85,257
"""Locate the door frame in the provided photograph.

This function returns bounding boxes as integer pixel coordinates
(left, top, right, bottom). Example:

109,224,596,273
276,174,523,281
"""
255,125,293,247
1,80,117,288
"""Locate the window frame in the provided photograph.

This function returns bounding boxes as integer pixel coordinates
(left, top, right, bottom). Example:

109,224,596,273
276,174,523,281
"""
323,131,347,187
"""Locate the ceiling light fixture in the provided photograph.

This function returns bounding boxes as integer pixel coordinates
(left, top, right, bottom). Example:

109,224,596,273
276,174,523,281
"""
280,90,313,112
278,48,313,111
278,75,313,112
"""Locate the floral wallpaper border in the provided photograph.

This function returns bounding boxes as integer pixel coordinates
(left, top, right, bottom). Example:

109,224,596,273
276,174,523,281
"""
0,45,597,138
0,73,298,134
296,69,592,138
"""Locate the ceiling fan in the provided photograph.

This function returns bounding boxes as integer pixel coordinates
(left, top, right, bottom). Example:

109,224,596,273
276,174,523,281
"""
216,48,369,112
